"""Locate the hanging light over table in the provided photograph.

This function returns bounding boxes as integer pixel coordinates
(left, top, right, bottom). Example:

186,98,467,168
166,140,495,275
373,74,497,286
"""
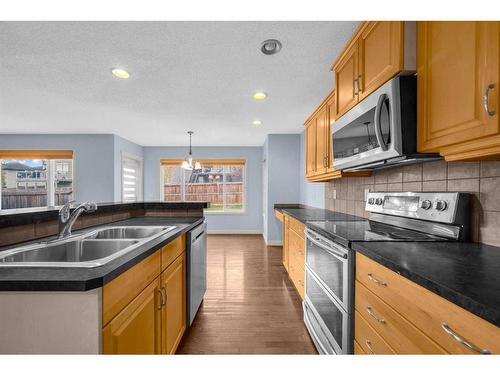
181,131,201,170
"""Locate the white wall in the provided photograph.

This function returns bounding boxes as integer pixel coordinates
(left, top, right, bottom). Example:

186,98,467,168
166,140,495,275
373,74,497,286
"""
299,130,325,208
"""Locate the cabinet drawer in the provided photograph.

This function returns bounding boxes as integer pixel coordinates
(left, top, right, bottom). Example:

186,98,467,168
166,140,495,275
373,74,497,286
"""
355,311,395,354
288,216,305,238
354,340,365,354
288,229,305,298
161,234,185,271
103,251,161,327
355,280,446,354
356,253,500,354
274,209,284,222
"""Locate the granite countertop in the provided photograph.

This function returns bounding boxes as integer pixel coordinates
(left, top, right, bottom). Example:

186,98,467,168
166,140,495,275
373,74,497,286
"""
0,201,209,228
352,241,500,327
0,216,204,291
274,204,365,223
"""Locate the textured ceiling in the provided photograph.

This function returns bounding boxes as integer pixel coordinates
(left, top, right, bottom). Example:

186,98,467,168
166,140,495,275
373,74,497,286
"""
0,21,359,146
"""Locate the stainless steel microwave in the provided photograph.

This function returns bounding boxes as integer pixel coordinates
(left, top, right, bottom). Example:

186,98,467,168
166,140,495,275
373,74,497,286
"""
331,76,440,171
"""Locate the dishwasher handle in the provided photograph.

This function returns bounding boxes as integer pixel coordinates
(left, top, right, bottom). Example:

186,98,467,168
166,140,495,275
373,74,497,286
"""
191,221,207,244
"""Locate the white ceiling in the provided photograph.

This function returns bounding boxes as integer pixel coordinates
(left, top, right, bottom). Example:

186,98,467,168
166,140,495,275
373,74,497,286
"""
0,21,359,146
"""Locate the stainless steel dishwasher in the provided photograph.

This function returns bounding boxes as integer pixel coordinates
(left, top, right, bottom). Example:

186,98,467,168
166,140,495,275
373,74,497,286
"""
186,220,207,326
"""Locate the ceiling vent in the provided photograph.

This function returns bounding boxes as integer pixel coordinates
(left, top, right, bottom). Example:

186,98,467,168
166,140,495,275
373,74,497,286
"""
261,39,282,55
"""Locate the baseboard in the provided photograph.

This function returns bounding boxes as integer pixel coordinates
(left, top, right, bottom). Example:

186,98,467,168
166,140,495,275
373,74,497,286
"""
265,240,282,246
207,229,263,235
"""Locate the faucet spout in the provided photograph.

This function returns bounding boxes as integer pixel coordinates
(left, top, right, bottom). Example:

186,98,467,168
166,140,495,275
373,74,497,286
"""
58,201,98,239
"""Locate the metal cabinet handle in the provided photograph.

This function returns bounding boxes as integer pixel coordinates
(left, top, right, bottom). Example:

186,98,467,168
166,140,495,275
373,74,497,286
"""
367,273,387,286
483,84,495,117
441,322,490,354
353,78,359,96
366,306,386,324
357,75,363,93
365,340,374,354
162,287,167,306
157,288,164,310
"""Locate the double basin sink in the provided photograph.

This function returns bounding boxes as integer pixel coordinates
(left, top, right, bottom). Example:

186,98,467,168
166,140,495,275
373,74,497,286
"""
0,226,177,268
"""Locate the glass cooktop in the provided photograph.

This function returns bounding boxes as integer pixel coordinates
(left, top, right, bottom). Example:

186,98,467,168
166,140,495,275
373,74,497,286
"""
307,220,450,243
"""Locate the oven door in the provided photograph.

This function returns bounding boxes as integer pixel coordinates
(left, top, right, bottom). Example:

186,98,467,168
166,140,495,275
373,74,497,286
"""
304,269,350,354
332,77,403,170
305,229,350,311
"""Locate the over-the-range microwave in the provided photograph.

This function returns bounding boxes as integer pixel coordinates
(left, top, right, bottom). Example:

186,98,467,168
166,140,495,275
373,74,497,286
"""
331,75,440,171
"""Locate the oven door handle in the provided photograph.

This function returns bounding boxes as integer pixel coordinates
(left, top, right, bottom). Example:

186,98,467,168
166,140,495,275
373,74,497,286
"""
303,303,330,354
305,230,348,259
374,93,389,151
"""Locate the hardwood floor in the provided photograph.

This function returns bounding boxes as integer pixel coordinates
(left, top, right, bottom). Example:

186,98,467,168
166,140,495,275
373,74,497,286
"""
177,234,317,354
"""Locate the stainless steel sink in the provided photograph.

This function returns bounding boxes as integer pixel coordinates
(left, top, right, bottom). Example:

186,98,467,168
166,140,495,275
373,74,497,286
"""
0,239,138,264
0,225,177,268
86,226,175,239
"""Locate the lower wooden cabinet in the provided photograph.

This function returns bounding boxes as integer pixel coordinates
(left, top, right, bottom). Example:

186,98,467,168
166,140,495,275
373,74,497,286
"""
355,253,500,354
102,235,187,355
281,213,305,299
103,277,162,354
161,252,186,354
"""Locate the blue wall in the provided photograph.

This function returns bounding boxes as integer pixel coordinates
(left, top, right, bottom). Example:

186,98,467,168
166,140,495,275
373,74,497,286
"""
143,146,263,233
0,134,116,202
299,130,325,208
263,134,301,244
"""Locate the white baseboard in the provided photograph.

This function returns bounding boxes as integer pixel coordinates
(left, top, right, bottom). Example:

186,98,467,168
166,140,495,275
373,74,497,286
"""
265,240,282,246
207,229,263,235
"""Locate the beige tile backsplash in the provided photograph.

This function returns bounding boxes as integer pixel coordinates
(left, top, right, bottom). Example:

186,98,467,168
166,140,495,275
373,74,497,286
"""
325,160,500,247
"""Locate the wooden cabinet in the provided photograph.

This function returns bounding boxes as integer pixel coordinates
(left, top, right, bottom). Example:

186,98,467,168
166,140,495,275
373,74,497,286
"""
356,253,500,354
281,213,305,299
103,277,162,354
160,252,186,354
417,21,500,161
332,21,406,120
102,235,187,355
304,90,370,182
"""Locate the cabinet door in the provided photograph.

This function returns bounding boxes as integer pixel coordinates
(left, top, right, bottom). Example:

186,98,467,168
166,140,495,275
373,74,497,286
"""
315,105,328,175
334,43,359,119
103,278,161,354
358,21,403,101
288,228,305,299
282,216,289,271
418,21,500,152
326,91,337,173
161,252,186,354
305,121,317,177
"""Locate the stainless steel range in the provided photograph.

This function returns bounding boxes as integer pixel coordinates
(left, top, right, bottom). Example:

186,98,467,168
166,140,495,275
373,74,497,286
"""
303,191,470,354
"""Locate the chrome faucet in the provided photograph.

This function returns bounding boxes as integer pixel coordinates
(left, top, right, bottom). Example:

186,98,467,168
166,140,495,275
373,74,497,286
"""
58,200,98,238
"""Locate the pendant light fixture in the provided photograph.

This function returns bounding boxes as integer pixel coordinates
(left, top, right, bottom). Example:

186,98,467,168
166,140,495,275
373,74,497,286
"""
181,131,201,170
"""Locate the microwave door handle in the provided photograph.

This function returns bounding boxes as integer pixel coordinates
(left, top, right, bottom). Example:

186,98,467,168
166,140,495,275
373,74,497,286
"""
374,93,389,151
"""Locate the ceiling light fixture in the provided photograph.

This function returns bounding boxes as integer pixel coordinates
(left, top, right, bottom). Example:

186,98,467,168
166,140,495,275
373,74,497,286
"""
111,68,130,79
261,39,282,55
181,131,201,171
252,120,262,126
253,92,267,100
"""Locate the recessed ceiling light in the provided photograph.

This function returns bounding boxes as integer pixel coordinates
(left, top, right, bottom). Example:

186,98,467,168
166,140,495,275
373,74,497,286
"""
252,120,262,126
253,92,267,100
111,68,130,79
261,39,282,55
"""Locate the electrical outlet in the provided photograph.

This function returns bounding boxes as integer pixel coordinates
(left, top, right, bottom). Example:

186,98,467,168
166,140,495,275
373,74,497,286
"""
332,189,337,199
364,188,370,201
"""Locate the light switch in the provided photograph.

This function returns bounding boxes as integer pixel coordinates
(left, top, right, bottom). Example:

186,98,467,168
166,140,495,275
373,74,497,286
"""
332,189,337,199
364,188,370,201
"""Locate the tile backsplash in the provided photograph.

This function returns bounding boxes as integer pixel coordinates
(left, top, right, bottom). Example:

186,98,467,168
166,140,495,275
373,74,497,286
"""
325,160,500,246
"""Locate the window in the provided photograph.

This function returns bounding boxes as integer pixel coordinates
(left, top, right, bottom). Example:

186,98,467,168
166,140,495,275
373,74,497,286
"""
160,159,246,213
0,150,74,210
122,153,143,202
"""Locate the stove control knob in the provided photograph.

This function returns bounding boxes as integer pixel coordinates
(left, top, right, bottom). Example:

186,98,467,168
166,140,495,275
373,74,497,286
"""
375,198,383,206
435,200,448,211
420,200,432,210
368,198,375,205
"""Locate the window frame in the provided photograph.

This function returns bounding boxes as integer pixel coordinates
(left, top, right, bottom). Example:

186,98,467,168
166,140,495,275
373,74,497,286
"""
121,151,144,203
159,158,247,215
0,150,75,212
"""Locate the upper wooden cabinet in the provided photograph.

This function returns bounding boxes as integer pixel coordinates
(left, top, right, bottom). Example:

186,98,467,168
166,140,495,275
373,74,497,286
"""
332,21,412,120
304,90,370,182
417,21,500,161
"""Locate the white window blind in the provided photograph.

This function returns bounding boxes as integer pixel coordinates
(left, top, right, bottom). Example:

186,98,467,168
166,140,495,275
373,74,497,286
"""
122,155,143,202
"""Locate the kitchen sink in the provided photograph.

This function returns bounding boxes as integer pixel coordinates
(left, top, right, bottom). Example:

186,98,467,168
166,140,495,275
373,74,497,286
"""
86,226,175,239
0,225,177,267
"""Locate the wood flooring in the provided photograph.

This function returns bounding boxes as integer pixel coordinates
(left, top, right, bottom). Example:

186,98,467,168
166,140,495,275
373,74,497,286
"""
177,234,317,354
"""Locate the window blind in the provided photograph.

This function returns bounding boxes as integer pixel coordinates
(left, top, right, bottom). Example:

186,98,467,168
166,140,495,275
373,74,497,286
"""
122,157,141,202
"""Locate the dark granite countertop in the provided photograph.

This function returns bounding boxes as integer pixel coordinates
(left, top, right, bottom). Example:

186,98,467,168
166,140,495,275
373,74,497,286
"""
0,216,204,291
274,204,365,223
0,201,209,228
352,241,500,327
